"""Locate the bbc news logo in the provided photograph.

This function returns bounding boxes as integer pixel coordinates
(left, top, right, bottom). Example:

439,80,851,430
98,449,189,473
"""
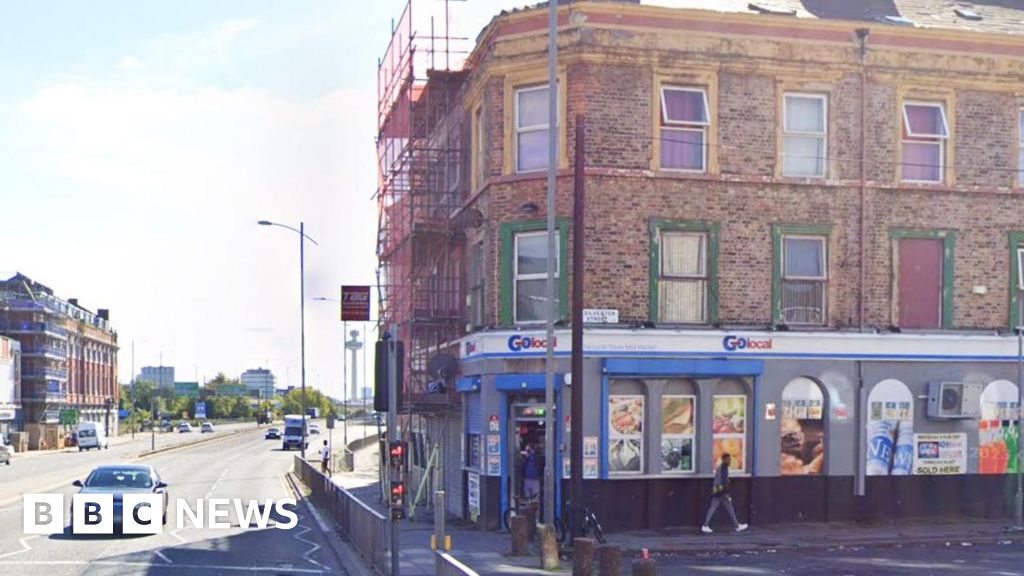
23,495,298,535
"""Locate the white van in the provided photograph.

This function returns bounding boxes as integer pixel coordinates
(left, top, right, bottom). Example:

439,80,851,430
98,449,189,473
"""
77,422,108,451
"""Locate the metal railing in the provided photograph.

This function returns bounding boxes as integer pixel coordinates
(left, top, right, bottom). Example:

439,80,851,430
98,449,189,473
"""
19,345,68,358
294,456,389,575
0,322,68,337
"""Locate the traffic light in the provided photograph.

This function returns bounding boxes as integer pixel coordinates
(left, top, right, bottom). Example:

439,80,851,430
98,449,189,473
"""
388,440,408,520
388,440,407,472
390,480,407,507
374,338,404,412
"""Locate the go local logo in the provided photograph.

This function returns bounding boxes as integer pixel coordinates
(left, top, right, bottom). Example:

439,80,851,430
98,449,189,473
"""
508,335,557,352
722,334,773,352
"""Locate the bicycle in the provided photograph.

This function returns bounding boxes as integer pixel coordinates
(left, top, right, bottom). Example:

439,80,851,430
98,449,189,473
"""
503,493,541,531
556,500,606,544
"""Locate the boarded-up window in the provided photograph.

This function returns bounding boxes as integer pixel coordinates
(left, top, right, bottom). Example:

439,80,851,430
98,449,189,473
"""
898,238,943,329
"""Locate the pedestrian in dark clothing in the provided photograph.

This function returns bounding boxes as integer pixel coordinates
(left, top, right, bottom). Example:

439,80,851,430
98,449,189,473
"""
522,443,542,500
701,453,748,533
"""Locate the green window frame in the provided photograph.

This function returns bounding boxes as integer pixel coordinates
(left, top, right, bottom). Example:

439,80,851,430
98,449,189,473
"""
500,220,570,325
772,224,832,326
648,220,719,324
889,228,956,329
1009,232,1024,329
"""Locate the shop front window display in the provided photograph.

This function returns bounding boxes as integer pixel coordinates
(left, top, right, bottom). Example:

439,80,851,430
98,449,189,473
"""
609,395,644,473
661,395,695,473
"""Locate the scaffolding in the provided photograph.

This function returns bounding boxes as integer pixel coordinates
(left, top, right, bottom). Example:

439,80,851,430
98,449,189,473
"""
377,0,470,409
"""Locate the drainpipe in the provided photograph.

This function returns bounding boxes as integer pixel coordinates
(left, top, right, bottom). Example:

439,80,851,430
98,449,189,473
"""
855,27,870,499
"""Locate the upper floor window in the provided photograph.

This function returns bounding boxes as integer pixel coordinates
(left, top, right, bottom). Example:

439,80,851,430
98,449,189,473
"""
467,242,484,328
474,106,486,189
659,87,709,172
1018,109,1024,181
514,231,559,323
901,102,948,183
782,94,827,178
515,85,555,173
658,231,708,323
779,235,827,325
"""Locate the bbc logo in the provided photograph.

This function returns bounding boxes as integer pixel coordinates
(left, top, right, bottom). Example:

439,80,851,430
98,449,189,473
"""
24,494,164,535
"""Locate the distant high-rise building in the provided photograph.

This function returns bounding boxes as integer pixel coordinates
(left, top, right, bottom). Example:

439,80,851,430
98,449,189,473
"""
241,368,275,400
139,366,174,389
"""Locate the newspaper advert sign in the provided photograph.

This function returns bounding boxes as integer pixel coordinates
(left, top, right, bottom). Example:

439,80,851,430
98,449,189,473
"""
912,433,966,475
467,472,480,519
341,286,371,322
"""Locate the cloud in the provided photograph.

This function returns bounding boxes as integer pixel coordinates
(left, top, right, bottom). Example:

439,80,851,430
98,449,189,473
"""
118,55,145,70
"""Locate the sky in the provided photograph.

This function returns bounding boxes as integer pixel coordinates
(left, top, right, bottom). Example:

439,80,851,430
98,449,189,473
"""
0,0,688,400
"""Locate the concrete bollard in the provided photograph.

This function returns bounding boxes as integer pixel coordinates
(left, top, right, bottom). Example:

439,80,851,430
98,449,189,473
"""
598,544,622,576
539,523,561,570
631,558,657,576
573,537,595,576
510,515,531,556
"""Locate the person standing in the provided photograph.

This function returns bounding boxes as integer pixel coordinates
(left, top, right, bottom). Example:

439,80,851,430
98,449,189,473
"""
320,439,332,476
701,453,748,533
522,442,542,500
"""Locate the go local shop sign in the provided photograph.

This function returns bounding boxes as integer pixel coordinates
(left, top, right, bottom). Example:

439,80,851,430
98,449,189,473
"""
912,433,966,475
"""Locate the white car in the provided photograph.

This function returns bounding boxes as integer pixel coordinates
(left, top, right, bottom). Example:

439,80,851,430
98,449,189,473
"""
0,444,11,466
201,422,215,433
178,422,193,433
309,424,321,435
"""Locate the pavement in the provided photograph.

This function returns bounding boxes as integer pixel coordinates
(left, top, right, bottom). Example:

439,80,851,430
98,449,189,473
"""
0,418,364,575
323,439,1024,575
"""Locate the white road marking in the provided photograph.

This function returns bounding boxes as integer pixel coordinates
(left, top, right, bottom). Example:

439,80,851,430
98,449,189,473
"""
168,528,188,544
0,534,38,560
0,560,328,573
203,468,230,499
154,549,173,564
293,523,324,567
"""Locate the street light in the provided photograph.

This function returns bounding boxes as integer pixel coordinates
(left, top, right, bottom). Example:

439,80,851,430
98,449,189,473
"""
259,220,318,459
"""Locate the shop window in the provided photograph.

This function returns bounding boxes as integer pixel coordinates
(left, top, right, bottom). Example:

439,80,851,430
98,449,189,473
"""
782,93,827,178
865,379,914,476
515,84,555,173
659,87,709,171
608,380,645,475
660,380,696,473
500,221,569,325
780,377,825,476
465,392,482,471
901,102,948,183
712,387,747,472
979,380,1020,475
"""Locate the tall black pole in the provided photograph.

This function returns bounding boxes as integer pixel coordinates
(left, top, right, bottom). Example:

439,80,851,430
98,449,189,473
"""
300,221,308,459
570,114,585,539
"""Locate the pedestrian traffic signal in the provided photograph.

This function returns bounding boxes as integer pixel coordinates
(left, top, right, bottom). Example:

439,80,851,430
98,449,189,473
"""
374,337,404,412
390,480,406,507
388,440,407,472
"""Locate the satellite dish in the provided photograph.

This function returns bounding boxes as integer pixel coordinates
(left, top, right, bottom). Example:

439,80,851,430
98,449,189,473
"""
427,353,459,381
457,208,484,230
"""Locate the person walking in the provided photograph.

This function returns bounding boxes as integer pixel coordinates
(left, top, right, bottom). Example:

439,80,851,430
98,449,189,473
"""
701,453,748,533
522,442,542,501
319,439,332,477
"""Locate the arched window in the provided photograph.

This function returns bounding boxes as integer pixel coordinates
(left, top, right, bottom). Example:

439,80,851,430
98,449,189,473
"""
979,380,1020,474
866,379,914,476
660,379,696,474
780,377,825,475
712,379,748,472
608,379,645,475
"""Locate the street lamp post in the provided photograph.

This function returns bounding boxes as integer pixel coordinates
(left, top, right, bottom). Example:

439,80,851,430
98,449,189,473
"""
259,220,318,459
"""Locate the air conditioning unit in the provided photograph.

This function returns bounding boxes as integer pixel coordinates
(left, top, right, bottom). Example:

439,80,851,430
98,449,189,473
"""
926,381,982,419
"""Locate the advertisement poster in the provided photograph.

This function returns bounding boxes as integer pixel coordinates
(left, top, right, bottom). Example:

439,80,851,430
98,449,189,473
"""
584,436,598,457
780,379,825,476
467,472,480,519
608,395,643,473
486,434,500,455
486,454,501,476
584,457,599,479
979,381,1020,474
661,395,695,473
866,379,914,476
712,395,745,471
488,415,500,433
913,433,966,475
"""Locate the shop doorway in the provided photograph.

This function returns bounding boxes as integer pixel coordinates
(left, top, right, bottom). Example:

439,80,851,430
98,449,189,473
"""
507,396,548,512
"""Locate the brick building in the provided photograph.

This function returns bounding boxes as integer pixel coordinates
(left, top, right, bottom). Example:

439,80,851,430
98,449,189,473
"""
0,273,119,447
377,0,1024,531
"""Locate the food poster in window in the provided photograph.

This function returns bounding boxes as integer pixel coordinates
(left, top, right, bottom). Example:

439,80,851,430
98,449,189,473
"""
979,381,1020,474
608,395,643,473
712,395,746,471
780,379,825,476
661,396,695,473
866,379,914,476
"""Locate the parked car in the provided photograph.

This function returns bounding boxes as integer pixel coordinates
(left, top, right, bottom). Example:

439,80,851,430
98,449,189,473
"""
201,422,215,433
160,420,173,432
77,422,109,451
264,427,281,440
0,443,11,466
178,422,193,433
71,464,169,531
309,424,321,435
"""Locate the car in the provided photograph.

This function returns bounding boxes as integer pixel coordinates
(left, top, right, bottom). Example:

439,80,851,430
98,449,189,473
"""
201,422,215,433
178,422,193,433
71,464,169,531
309,424,321,435
160,420,173,432
0,444,11,466
77,422,109,451
264,427,281,440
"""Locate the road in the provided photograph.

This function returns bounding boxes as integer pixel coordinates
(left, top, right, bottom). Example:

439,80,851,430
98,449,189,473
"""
0,423,366,575
646,541,1024,575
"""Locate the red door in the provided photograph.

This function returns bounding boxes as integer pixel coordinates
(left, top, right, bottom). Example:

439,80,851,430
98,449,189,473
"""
898,238,943,329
